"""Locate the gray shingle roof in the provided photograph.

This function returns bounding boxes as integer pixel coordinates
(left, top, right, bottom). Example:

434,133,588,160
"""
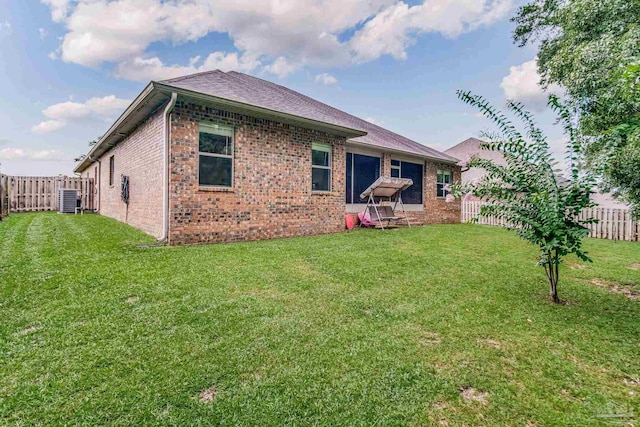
160,70,457,163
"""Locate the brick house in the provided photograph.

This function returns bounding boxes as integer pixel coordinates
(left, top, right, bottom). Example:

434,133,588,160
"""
75,70,461,245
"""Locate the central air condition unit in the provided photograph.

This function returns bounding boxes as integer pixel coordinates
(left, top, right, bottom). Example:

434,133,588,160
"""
58,189,78,213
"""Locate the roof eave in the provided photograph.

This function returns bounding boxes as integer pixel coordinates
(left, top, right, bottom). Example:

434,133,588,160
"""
74,82,160,173
153,82,368,139
345,140,460,165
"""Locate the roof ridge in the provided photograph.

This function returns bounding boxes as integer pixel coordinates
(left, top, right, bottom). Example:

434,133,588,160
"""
445,137,487,153
159,69,225,84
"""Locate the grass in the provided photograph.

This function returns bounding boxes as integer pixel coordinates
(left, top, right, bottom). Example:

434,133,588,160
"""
0,212,638,426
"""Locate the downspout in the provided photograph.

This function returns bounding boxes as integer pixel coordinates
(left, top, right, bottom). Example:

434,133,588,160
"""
96,158,101,212
87,154,101,212
160,92,178,242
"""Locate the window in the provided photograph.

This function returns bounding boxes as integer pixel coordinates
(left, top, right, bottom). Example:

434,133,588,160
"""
312,142,331,191
346,153,380,204
391,159,400,178
437,170,452,197
391,159,423,204
199,123,234,187
109,155,114,186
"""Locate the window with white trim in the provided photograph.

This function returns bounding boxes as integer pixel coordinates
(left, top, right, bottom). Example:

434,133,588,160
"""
312,142,331,191
391,159,423,204
436,170,451,197
198,123,234,187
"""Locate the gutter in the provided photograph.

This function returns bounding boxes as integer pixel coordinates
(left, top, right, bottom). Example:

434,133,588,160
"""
94,157,101,211
160,92,178,243
82,154,102,212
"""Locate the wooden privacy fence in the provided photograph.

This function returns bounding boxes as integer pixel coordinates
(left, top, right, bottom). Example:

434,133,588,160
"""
461,200,639,242
6,176,94,213
0,174,8,219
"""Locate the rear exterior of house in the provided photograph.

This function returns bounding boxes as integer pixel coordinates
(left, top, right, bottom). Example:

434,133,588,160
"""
76,71,460,245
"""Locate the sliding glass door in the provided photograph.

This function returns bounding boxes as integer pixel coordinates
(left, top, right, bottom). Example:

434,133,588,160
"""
346,153,381,204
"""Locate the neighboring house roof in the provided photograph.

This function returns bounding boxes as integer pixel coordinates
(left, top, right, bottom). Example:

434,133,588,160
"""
445,137,630,209
590,188,630,209
75,70,457,173
444,137,505,184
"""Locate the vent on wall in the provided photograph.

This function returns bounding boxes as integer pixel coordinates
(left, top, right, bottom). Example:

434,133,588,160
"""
58,189,78,213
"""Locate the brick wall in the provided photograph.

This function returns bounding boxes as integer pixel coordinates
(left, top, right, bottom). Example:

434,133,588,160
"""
421,159,461,224
80,96,460,243
168,101,347,245
85,106,165,238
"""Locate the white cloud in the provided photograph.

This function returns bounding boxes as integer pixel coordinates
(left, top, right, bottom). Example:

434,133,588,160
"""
41,0,72,23
43,101,91,121
0,147,67,161
350,0,512,62
39,27,48,40
43,0,513,81
31,120,66,134
315,73,338,85
265,57,300,78
33,95,130,133
84,95,131,116
500,58,564,112
114,52,260,82
0,21,12,38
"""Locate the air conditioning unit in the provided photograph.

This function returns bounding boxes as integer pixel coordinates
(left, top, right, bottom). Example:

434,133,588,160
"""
58,189,78,213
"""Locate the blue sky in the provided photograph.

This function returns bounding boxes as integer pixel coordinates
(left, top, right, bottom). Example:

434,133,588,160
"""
0,0,565,176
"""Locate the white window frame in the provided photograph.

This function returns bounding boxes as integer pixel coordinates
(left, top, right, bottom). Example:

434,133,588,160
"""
391,159,401,178
198,122,234,188
436,169,452,198
312,142,332,192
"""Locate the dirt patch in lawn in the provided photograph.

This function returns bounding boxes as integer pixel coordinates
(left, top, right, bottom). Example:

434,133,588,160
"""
198,386,218,403
460,387,489,405
477,338,501,349
623,376,640,387
229,288,286,299
627,263,640,271
588,279,639,301
17,325,38,336
433,401,449,410
124,296,139,304
419,331,442,345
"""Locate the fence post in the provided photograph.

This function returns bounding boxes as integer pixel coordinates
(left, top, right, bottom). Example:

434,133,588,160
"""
0,174,7,219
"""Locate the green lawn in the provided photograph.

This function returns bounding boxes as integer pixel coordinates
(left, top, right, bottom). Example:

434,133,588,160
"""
1,213,638,426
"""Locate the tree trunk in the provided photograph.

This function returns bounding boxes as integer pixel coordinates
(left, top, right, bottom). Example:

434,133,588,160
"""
549,278,560,303
545,250,561,303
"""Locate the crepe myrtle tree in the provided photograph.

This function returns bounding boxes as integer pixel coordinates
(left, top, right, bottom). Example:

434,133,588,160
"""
450,91,597,303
